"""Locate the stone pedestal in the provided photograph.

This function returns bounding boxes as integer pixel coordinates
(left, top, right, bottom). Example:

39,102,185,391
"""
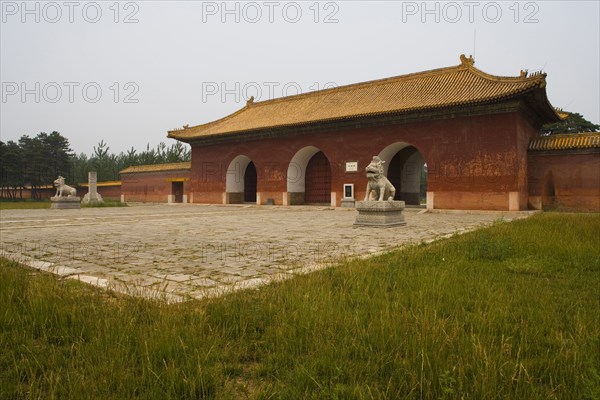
341,199,356,208
82,192,103,204
286,192,305,206
81,171,104,205
51,196,81,209
354,200,406,227
225,192,243,204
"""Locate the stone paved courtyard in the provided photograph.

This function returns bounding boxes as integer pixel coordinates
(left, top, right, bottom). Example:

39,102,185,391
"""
0,204,534,302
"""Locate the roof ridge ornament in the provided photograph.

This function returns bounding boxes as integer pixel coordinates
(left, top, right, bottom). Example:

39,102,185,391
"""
529,70,545,77
520,69,528,78
460,54,475,67
246,96,255,106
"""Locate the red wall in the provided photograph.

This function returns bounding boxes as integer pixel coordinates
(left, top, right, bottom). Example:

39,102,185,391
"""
99,185,122,200
3,184,122,201
9,187,55,200
79,185,122,201
528,151,600,211
121,171,190,203
188,111,535,210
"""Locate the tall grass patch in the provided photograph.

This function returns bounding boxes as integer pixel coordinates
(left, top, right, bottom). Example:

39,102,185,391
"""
1,213,598,399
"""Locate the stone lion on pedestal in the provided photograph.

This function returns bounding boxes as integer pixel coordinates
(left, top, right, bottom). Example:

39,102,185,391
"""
53,176,77,197
364,156,396,201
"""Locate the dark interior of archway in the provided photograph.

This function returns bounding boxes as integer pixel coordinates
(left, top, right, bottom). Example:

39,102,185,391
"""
388,146,426,205
244,162,257,203
305,151,331,204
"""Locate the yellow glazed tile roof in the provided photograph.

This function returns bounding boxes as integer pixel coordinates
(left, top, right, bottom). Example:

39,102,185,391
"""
79,180,122,187
528,132,600,151
120,162,191,174
169,55,561,141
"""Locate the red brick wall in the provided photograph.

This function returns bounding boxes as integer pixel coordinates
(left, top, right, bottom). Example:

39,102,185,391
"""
189,111,530,210
528,151,600,211
15,188,55,200
79,185,122,201
6,185,121,201
121,170,190,203
99,185,122,200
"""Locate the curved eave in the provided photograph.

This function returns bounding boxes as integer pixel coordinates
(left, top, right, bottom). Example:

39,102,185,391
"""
531,86,564,123
168,105,250,140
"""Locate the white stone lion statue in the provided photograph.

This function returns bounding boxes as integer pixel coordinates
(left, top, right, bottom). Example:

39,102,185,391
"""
53,176,77,197
364,156,396,201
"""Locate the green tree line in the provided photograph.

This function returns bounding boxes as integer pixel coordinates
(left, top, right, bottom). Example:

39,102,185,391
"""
0,132,190,200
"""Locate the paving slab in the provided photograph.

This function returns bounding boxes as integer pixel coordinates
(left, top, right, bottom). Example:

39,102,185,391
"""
0,204,535,302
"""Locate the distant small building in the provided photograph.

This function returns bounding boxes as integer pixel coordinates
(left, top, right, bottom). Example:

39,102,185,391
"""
120,162,190,203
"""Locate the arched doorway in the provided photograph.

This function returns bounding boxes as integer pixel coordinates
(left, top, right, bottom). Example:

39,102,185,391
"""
225,155,257,204
287,146,331,205
244,161,257,203
305,151,331,204
379,143,427,206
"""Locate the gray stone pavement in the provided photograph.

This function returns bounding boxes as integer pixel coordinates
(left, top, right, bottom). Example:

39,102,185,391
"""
0,204,535,302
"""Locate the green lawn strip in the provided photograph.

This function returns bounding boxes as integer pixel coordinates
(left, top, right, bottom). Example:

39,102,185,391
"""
1,213,598,399
0,200,51,210
0,199,126,210
81,199,128,208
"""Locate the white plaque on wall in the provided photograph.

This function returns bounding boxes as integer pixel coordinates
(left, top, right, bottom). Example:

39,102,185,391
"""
345,161,358,173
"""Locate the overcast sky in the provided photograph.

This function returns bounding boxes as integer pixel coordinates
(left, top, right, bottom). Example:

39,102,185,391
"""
1,1,599,155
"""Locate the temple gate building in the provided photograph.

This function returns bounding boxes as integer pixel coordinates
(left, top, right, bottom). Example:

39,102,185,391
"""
120,55,599,211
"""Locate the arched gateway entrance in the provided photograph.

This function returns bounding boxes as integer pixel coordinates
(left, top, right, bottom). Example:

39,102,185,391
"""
225,155,257,204
287,146,332,205
305,151,332,204
244,162,257,203
379,143,427,206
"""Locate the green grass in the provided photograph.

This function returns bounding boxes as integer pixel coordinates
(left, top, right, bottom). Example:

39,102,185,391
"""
0,199,51,209
0,199,126,209
81,199,128,208
1,213,599,399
